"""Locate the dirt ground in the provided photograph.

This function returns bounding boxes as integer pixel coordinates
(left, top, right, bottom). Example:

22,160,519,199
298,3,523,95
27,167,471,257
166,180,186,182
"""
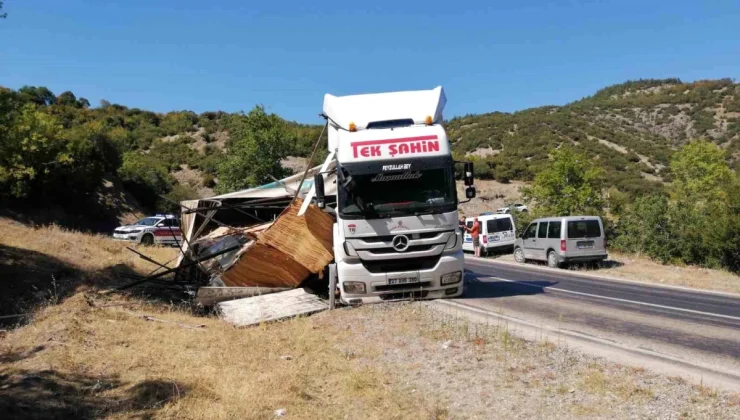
457,179,527,217
2,298,738,419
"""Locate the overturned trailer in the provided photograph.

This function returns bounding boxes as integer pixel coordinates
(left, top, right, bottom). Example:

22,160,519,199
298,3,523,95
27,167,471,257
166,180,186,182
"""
175,164,338,301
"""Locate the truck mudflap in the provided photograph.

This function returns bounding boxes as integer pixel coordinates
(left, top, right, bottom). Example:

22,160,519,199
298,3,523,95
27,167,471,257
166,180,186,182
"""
337,251,465,305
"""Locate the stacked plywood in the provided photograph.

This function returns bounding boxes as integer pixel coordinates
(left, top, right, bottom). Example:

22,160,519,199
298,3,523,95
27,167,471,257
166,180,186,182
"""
220,198,334,288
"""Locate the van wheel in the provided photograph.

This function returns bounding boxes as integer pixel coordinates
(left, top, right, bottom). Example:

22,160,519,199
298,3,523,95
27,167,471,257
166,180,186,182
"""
514,247,526,264
547,251,560,268
140,234,154,246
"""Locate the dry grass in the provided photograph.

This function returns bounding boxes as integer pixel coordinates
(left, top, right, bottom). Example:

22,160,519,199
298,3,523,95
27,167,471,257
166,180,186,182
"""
1,295,434,419
2,216,739,419
0,217,179,315
601,252,740,294
490,251,740,295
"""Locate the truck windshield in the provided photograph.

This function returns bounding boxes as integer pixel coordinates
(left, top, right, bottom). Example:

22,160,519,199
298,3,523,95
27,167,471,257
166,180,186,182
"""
339,167,457,219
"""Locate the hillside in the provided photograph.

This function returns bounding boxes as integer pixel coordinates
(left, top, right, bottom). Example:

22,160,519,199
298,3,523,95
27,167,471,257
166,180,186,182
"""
2,79,738,230
447,78,740,196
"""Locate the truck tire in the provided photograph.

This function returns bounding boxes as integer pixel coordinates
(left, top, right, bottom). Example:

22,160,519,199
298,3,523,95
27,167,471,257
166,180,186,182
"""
547,251,560,268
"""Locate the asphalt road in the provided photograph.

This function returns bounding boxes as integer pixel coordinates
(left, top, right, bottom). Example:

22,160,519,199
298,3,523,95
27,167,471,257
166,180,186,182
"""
458,257,740,369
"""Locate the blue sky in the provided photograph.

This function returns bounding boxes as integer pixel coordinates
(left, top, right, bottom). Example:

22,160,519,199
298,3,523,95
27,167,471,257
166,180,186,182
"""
1,0,738,123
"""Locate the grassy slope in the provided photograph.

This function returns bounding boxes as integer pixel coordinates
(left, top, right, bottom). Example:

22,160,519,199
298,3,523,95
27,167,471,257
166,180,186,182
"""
1,219,739,419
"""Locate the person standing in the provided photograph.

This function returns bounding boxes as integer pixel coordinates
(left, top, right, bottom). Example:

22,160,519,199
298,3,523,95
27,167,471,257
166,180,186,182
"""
458,215,466,233
466,217,481,257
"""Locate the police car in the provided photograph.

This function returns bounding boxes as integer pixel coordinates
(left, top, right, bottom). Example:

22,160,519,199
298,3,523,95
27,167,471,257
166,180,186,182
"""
113,214,182,246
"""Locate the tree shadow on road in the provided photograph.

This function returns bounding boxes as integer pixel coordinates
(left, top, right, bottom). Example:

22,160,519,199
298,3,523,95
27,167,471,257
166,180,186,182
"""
461,270,557,298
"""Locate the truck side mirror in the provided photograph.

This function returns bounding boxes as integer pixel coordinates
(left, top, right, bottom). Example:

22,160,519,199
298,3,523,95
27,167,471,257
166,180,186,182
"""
314,173,326,209
464,162,474,186
465,186,476,199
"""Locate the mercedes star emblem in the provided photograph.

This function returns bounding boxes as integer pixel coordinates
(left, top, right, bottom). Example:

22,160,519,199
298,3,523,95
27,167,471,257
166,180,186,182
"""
392,235,410,252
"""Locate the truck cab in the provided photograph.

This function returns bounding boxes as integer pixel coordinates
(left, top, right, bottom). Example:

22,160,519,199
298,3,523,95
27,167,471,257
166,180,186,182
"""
314,87,475,304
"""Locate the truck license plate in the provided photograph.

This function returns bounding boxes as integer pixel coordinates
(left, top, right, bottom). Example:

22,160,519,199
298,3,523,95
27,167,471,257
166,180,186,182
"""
388,276,419,285
577,241,594,249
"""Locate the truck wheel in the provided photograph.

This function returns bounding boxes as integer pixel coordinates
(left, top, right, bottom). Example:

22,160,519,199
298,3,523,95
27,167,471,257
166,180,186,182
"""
514,247,526,264
547,251,560,268
140,234,154,246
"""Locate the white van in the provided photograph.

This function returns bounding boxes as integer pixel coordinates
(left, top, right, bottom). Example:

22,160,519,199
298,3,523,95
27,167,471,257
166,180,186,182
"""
513,216,607,268
462,214,517,256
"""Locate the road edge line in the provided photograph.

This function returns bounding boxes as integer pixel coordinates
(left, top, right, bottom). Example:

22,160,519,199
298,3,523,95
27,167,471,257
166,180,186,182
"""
466,256,740,299
430,299,740,392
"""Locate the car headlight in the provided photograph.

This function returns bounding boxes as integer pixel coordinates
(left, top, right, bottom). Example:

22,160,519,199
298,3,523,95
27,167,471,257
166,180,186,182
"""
128,230,142,234
441,271,462,285
343,281,366,294
445,233,458,249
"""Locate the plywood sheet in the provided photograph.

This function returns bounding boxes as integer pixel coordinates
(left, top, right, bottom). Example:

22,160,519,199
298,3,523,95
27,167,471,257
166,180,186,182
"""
217,288,329,327
259,198,334,273
221,242,309,287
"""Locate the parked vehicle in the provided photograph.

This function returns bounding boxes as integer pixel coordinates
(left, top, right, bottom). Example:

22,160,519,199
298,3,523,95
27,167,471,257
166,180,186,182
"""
513,216,607,268
462,213,517,256
496,203,528,214
113,214,182,246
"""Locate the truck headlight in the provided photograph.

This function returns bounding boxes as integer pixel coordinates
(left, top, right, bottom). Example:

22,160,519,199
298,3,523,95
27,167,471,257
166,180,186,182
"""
445,233,458,249
343,281,366,294
441,271,462,285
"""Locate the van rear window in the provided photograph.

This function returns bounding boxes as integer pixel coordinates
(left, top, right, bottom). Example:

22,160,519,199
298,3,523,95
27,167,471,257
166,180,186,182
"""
487,218,513,233
567,220,601,238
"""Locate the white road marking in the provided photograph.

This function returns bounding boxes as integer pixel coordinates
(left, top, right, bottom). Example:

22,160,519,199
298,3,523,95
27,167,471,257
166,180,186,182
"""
473,274,740,322
466,256,740,298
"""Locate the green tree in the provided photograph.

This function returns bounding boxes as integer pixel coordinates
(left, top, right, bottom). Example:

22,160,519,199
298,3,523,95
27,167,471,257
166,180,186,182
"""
18,86,56,106
614,141,740,271
669,140,736,203
613,195,675,263
216,106,291,194
56,91,78,106
118,152,173,211
521,146,605,216
0,103,66,198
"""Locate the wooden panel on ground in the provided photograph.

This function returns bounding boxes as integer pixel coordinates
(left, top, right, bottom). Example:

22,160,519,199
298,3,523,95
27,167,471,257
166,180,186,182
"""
195,286,291,307
221,242,309,287
217,288,329,327
259,198,334,273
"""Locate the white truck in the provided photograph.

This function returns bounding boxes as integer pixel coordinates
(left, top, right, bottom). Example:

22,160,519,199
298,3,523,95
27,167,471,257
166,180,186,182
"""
311,86,476,305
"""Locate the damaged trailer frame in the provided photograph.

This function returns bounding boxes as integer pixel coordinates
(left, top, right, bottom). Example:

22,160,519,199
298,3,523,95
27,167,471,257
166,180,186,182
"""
172,164,339,308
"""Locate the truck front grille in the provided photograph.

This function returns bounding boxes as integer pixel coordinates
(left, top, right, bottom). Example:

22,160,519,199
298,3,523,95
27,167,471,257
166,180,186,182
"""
360,231,449,243
374,281,431,292
368,245,435,254
361,256,440,274
378,291,429,301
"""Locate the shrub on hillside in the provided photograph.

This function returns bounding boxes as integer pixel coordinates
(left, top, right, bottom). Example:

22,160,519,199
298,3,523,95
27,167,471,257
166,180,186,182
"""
118,152,173,211
613,140,740,271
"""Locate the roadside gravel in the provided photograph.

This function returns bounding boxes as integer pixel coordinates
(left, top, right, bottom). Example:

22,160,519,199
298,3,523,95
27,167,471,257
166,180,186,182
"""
314,302,740,419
